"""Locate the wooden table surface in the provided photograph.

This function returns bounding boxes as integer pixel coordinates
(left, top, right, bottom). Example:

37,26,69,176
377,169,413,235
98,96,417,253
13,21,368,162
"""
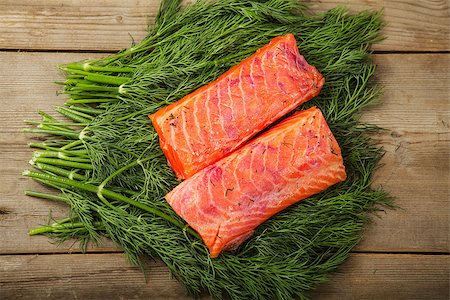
0,0,449,299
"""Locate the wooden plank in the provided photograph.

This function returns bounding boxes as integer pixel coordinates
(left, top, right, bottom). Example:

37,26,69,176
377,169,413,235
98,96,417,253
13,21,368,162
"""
0,52,448,254
0,0,448,52
310,254,450,300
0,150,120,254
306,0,450,52
0,253,199,300
0,0,156,51
0,52,120,254
357,54,450,252
0,253,448,299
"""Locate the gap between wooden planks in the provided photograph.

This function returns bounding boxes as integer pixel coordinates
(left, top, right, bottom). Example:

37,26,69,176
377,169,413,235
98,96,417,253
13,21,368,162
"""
0,0,448,52
0,253,448,300
0,51,448,254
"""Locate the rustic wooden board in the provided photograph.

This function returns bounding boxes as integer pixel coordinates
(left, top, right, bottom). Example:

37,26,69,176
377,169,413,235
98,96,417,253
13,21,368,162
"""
306,0,450,52
0,0,448,52
0,51,448,254
0,253,448,299
310,253,450,300
0,0,156,51
357,53,450,252
0,1,449,298
0,52,121,254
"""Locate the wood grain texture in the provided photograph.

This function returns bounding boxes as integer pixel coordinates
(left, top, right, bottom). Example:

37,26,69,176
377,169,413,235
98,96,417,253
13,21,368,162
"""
310,254,450,300
0,52,448,254
0,1,448,298
0,253,447,300
0,52,120,254
0,0,156,51
0,0,448,52
356,53,450,252
305,0,450,52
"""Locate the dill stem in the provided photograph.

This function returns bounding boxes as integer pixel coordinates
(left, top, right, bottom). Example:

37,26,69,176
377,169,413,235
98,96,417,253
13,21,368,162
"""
32,121,89,127
29,221,104,236
32,157,93,170
98,154,163,190
25,190,68,202
34,162,87,181
96,154,164,210
38,121,74,131
37,124,71,133
66,98,118,104
66,92,119,99
56,107,94,123
65,63,135,73
38,111,59,122
33,150,90,162
28,142,56,150
64,149,88,156
63,68,130,86
71,83,120,93
23,170,194,235
60,140,83,150
35,112,73,132
22,128,81,139
68,105,105,116
61,78,91,86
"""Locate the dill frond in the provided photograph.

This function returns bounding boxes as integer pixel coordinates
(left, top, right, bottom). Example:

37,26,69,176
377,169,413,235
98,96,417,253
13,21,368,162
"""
23,0,391,299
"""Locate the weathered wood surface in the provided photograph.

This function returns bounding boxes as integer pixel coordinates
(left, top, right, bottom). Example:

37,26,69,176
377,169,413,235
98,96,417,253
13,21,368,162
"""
310,254,450,300
358,53,450,252
0,0,449,299
0,0,448,52
0,52,448,254
0,52,121,254
0,253,448,300
306,0,450,52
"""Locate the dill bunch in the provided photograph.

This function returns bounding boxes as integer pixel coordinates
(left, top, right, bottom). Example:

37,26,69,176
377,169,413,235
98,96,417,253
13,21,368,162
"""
23,0,392,299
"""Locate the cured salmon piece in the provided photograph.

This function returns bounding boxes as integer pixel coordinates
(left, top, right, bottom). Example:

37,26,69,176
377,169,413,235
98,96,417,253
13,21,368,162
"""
165,107,347,258
149,34,324,179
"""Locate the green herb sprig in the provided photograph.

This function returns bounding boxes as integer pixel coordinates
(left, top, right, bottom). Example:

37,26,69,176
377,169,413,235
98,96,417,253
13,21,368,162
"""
23,0,392,299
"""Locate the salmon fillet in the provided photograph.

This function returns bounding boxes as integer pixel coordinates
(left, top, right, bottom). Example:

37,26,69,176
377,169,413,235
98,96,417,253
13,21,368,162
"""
149,34,324,179
165,107,347,258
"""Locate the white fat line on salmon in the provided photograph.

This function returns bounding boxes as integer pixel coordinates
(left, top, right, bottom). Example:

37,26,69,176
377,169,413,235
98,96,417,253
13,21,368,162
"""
231,156,242,193
180,173,217,225
225,219,261,236
192,95,207,150
248,143,265,194
261,137,277,189
272,44,285,97
260,48,270,98
275,129,294,182
204,89,213,142
219,166,229,199
287,122,310,177
225,74,235,138
304,167,336,194
308,113,316,125
290,124,303,162
306,154,330,183
206,170,216,213
218,99,236,139
215,78,228,139
190,188,203,224
196,191,219,225
237,65,247,122
249,57,259,122
180,102,194,155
